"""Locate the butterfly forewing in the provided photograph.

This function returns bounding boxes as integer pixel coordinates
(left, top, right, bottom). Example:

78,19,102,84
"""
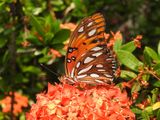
65,13,106,76
65,13,118,84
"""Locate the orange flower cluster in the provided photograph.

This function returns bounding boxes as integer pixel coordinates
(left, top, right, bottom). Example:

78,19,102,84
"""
107,31,123,48
60,23,77,32
133,35,143,48
21,40,31,47
48,48,62,60
26,83,135,120
0,92,28,115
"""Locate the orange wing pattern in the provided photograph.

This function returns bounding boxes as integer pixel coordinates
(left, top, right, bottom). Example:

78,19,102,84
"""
65,13,117,84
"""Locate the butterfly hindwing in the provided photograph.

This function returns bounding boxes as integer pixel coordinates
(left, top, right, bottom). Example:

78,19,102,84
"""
73,45,117,84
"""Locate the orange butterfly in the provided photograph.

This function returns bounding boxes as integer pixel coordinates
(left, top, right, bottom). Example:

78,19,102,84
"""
63,13,118,84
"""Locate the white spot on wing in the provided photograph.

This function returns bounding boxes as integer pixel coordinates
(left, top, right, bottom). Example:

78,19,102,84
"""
98,69,105,72
88,29,96,36
92,52,103,57
70,68,75,78
96,64,103,68
91,47,103,51
76,62,81,68
67,58,71,63
78,26,84,32
95,79,104,83
112,60,116,63
78,65,93,75
84,57,94,64
87,22,93,27
77,74,87,79
106,58,113,61
90,73,99,77
104,74,113,78
112,66,116,69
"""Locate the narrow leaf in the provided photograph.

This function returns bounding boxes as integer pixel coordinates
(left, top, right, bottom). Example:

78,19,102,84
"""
30,15,45,37
120,70,137,80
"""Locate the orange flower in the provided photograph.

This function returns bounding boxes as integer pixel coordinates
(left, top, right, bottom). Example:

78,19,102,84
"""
34,32,44,42
0,92,28,115
48,48,62,60
21,40,31,47
60,23,77,32
26,82,135,120
133,35,143,48
104,33,110,40
132,92,139,101
107,31,123,48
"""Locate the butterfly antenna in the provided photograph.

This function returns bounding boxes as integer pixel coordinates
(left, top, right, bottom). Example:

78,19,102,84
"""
40,63,61,77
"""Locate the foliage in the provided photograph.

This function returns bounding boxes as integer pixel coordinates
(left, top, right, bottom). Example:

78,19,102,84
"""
0,0,159,119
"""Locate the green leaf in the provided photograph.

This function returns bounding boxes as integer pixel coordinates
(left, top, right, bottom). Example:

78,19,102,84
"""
120,70,137,80
22,66,41,74
38,56,51,63
45,15,60,33
2,50,9,64
52,29,70,44
30,15,45,37
144,47,160,63
113,39,122,52
157,109,160,120
117,50,143,71
143,49,152,66
151,88,159,103
154,63,160,75
44,32,54,44
121,41,136,52
142,74,150,81
131,108,142,114
131,82,141,93
152,81,160,87
0,38,7,48
141,111,150,120
158,41,160,55
32,7,43,15
27,34,43,46
52,43,65,50
51,20,61,33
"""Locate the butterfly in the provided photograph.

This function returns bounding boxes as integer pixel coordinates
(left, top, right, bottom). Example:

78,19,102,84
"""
63,13,118,84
